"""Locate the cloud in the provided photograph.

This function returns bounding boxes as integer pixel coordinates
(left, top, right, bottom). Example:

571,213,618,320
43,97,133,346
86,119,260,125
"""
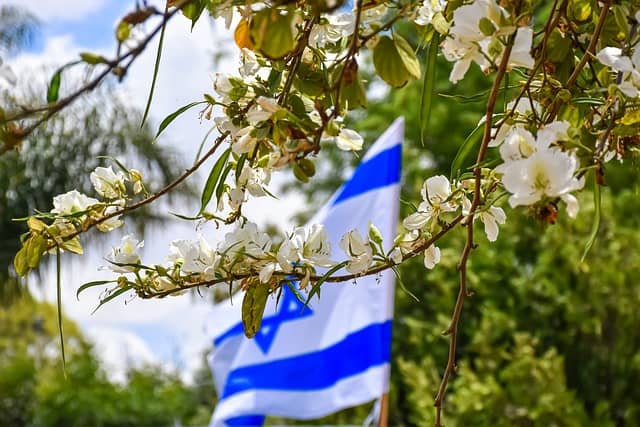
85,325,160,383
4,0,109,22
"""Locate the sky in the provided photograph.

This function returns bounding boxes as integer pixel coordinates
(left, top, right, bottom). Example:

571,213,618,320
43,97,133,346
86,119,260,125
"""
5,0,304,383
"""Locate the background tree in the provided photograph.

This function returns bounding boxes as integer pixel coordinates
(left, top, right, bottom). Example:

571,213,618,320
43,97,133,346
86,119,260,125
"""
280,50,640,426
0,293,215,427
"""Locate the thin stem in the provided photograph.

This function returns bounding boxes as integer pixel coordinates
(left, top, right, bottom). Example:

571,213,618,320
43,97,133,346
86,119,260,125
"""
545,1,610,123
433,37,515,427
45,132,229,251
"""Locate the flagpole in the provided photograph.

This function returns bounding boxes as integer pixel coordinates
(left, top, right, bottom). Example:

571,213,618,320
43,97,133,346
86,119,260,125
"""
378,393,389,427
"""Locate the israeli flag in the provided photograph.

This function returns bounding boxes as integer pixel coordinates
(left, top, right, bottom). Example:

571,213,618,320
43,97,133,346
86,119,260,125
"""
208,118,403,426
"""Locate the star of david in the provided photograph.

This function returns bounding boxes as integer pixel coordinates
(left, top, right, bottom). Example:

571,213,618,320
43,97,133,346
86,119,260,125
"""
253,286,313,354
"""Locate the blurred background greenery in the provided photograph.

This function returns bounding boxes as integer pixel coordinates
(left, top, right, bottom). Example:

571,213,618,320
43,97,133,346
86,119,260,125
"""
3,3,640,427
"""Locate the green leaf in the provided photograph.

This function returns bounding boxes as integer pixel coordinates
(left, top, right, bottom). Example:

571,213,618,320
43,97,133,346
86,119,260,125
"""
305,261,348,306
392,265,419,302
546,29,572,63
215,164,233,203
450,122,484,180
250,8,297,59
394,34,421,80
420,33,439,145
373,36,412,88
612,5,629,39
567,0,592,23
181,0,206,29
293,163,310,183
339,78,367,111
79,52,106,65
141,5,169,128
47,68,63,103
582,173,601,261
235,154,247,182
193,125,216,165
115,20,131,42
92,286,132,315
26,234,46,269
56,248,66,376
297,158,316,178
61,237,83,255
76,280,115,300
155,101,207,139
13,245,29,276
242,282,271,338
200,148,231,213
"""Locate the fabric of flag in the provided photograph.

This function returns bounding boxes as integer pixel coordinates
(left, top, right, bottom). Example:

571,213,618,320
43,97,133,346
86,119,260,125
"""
208,118,404,426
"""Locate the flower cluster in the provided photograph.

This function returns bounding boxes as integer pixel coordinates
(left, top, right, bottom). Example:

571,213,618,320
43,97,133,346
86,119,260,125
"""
440,0,534,83
403,175,506,269
492,118,584,218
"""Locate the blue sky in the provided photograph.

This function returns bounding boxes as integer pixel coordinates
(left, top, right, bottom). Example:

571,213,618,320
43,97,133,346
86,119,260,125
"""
29,1,126,52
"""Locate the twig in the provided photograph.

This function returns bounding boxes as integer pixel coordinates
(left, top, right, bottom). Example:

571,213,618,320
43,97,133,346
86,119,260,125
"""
545,1,610,123
44,132,229,251
433,38,515,427
139,215,465,298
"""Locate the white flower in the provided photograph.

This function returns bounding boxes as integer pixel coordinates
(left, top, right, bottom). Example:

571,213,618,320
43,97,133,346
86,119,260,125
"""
443,0,533,84
105,234,143,273
277,224,333,271
214,116,241,137
51,190,99,216
214,73,234,103
501,149,585,212
228,187,245,210
232,126,258,154
339,229,373,274
246,97,280,124
508,27,535,70
403,175,457,230
309,13,355,48
302,224,333,267
441,37,484,83
596,46,640,98
168,236,217,277
423,244,441,269
414,0,446,26
90,166,126,199
277,234,302,272
238,163,270,197
389,247,403,264
335,128,364,151
96,201,125,232
239,48,260,78
498,127,537,162
259,263,277,283
478,206,506,241
537,120,570,148
596,47,634,73
219,222,272,263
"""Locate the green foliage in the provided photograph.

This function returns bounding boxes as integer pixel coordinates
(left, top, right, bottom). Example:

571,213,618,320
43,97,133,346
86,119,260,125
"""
280,39,640,426
0,293,215,427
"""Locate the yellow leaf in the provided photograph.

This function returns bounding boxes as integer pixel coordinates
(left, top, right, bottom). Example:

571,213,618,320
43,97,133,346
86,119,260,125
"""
234,19,254,50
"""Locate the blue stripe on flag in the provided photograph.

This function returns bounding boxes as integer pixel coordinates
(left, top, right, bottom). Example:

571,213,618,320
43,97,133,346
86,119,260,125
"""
332,144,401,205
221,321,392,399
225,415,265,426
214,322,244,348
